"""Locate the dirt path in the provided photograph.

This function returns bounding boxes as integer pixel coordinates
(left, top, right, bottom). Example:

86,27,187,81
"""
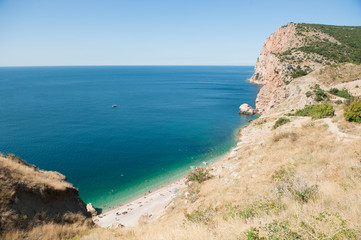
321,118,360,141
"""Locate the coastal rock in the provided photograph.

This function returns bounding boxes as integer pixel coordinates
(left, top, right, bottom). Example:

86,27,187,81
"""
87,203,97,216
248,23,299,113
238,104,256,115
247,23,338,113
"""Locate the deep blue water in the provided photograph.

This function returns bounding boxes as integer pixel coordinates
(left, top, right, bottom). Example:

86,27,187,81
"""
0,66,259,210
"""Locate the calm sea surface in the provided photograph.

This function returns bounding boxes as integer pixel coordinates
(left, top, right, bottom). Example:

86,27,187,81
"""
0,66,259,210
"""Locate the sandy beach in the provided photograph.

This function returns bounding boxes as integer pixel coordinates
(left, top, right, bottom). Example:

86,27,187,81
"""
94,178,186,228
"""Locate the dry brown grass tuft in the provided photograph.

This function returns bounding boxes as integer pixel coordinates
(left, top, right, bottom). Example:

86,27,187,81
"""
272,131,298,142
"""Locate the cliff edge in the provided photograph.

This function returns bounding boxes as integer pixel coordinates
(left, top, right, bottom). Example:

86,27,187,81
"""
249,23,361,113
0,154,90,233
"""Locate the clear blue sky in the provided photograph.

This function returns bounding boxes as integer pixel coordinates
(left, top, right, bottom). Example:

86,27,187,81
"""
0,0,360,66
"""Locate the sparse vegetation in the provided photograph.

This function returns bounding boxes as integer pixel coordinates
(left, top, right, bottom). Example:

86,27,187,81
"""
291,65,308,78
185,207,215,225
272,168,319,203
254,118,267,126
186,167,213,183
296,24,361,64
226,198,284,222
344,99,361,122
242,212,358,240
273,117,290,129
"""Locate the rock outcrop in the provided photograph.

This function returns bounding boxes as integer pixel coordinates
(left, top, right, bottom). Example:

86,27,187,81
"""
238,104,256,115
248,23,298,113
0,154,90,232
86,203,97,216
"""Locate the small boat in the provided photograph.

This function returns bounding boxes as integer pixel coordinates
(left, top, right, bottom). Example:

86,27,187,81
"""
112,104,117,108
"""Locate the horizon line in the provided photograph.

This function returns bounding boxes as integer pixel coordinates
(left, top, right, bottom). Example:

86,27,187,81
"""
0,64,255,68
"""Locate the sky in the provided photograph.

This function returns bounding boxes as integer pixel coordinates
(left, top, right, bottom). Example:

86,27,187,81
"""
0,0,360,66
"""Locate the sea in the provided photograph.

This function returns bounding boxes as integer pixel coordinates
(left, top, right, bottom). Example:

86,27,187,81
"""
0,66,259,211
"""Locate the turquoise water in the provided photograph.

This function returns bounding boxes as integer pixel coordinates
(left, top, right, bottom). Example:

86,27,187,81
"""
0,66,259,210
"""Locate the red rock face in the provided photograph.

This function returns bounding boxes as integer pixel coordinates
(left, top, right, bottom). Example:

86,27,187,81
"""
248,23,300,113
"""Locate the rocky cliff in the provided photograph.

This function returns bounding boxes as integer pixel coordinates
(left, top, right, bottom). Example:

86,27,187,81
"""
0,154,90,233
248,23,357,113
248,23,298,112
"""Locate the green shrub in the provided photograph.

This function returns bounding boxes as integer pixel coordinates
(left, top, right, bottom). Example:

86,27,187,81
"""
305,91,312,98
335,99,343,105
290,176,319,203
329,88,354,99
272,167,294,182
312,84,329,102
186,167,212,183
273,117,291,129
294,103,334,119
291,65,308,78
344,99,361,122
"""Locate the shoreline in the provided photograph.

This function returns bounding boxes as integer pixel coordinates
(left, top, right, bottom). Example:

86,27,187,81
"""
94,124,253,228
94,177,187,227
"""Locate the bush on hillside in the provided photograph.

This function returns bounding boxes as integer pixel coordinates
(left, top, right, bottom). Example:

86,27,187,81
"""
344,99,361,123
273,117,291,129
292,66,308,78
312,84,329,102
292,103,335,119
186,167,212,183
335,100,343,105
329,88,354,99
305,91,312,98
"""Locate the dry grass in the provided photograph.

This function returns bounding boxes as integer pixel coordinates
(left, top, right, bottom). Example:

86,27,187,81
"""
1,213,92,240
0,154,72,192
272,131,298,142
317,63,361,86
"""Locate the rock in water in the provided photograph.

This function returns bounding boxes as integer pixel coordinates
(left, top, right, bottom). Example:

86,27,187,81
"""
86,203,97,216
239,104,256,115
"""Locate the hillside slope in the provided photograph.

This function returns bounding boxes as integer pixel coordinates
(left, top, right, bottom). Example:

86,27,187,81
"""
0,154,91,235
